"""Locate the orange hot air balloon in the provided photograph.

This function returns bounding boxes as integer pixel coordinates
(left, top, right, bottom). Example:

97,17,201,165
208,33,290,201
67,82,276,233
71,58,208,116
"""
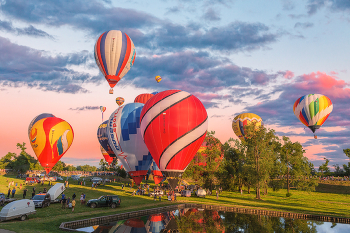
134,93,154,104
29,117,74,174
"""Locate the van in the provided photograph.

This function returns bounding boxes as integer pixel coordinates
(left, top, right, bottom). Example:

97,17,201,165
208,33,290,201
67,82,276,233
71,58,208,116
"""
26,177,41,184
0,199,36,221
47,183,65,202
181,190,192,197
196,188,206,197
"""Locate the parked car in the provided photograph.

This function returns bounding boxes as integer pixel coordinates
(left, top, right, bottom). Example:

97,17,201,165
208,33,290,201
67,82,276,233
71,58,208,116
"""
0,199,36,221
149,190,163,197
196,188,206,197
90,177,103,184
181,190,192,197
53,176,63,181
26,177,41,184
40,176,57,182
32,193,51,208
86,195,121,208
70,175,81,180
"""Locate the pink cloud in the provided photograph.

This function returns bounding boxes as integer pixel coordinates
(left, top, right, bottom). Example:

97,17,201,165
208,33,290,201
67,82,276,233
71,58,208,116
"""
284,70,294,79
295,71,350,99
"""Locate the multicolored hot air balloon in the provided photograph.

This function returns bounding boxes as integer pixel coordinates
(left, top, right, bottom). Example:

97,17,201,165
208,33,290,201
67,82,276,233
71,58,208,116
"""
28,113,55,138
97,121,116,159
134,93,154,104
140,90,208,190
155,76,162,83
107,103,153,185
94,30,136,94
293,94,333,138
100,146,113,165
116,97,125,106
100,106,106,121
29,117,74,174
232,113,262,141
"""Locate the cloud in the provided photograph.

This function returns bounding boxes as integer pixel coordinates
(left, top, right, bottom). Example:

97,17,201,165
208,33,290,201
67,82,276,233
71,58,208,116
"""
281,0,296,10
0,20,54,38
202,8,221,21
294,22,314,29
0,36,99,93
306,0,350,15
69,106,100,111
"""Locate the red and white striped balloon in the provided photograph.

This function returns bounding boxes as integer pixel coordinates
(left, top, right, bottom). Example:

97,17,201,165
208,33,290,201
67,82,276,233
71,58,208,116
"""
140,90,208,187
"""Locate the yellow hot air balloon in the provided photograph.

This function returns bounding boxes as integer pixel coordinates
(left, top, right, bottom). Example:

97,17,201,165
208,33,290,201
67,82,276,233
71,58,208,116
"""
293,94,333,139
116,97,125,106
155,76,162,83
232,113,262,140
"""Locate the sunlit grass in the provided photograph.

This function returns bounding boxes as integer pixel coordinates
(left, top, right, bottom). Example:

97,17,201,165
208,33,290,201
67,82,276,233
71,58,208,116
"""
1,174,350,232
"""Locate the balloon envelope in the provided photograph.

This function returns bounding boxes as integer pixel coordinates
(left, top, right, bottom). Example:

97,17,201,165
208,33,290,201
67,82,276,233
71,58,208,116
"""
107,103,153,185
97,121,116,158
134,93,154,104
116,97,125,106
293,94,333,133
100,146,113,165
232,113,262,141
155,76,162,83
140,90,208,189
29,117,74,174
94,30,136,91
28,113,55,138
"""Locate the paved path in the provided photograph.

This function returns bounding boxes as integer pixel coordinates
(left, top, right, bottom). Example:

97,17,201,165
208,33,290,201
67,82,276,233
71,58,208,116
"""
0,230,16,233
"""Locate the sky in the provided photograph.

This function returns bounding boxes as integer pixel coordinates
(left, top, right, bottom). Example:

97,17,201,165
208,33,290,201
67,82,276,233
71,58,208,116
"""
0,0,349,169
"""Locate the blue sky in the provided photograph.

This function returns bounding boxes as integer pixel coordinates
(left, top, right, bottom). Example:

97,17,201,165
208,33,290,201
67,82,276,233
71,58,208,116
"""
0,0,349,168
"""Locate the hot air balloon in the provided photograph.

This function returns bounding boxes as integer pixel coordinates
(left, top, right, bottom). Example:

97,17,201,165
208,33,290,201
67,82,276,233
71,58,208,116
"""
134,93,154,104
29,117,74,174
97,121,116,159
100,146,113,165
107,103,153,185
150,161,164,185
140,90,208,190
100,106,106,121
293,94,333,139
94,30,136,94
28,113,55,138
145,213,170,233
232,113,263,141
116,97,125,106
151,92,159,95
155,76,162,83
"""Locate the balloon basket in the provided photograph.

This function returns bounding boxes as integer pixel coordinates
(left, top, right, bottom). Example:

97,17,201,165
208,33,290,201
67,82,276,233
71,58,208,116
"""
109,89,114,94
314,134,317,139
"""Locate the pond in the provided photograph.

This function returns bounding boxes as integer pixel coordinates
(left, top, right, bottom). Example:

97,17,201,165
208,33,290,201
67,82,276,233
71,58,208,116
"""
74,208,350,233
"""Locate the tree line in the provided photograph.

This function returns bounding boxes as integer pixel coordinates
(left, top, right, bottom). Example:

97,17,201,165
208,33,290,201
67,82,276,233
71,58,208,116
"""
184,125,349,200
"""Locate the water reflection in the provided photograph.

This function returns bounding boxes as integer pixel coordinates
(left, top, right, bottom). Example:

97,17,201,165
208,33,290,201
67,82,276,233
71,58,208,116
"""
87,208,350,233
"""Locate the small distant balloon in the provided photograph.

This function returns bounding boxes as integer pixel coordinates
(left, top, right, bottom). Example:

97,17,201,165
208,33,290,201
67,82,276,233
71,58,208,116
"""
155,76,162,83
116,97,125,106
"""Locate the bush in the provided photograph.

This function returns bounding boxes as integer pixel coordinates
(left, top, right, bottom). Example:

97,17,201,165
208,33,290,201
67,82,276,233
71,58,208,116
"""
286,192,292,197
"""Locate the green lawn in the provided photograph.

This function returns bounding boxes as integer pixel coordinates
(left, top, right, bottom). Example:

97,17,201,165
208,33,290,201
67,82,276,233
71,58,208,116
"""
0,175,350,233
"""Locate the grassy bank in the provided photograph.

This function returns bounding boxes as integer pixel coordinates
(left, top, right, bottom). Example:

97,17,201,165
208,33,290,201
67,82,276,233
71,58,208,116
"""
0,175,350,233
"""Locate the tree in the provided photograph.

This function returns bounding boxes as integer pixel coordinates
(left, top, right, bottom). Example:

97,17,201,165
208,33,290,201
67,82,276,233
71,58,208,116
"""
11,143,42,173
99,159,108,171
52,161,66,171
243,124,279,200
342,149,350,176
280,136,308,193
318,158,330,177
0,152,16,169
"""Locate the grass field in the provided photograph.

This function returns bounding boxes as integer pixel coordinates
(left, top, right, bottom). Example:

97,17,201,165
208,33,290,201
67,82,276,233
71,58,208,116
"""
0,174,350,233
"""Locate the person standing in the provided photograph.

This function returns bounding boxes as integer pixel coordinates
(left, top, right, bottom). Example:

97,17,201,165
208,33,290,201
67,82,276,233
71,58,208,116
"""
80,193,84,205
216,190,219,200
11,187,16,198
7,188,11,198
61,192,66,209
71,198,76,212
72,193,76,200
23,188,27,199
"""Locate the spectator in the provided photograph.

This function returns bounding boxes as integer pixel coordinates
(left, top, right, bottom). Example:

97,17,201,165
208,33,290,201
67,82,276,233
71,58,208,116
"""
61,192,66,209
80,193,84,205
72,193,76,200
0,195,4,206
216,190,219,200
71,198,76,212
67,197,70,208
7,188,11,198
11,187,16,198
23,188,27,199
